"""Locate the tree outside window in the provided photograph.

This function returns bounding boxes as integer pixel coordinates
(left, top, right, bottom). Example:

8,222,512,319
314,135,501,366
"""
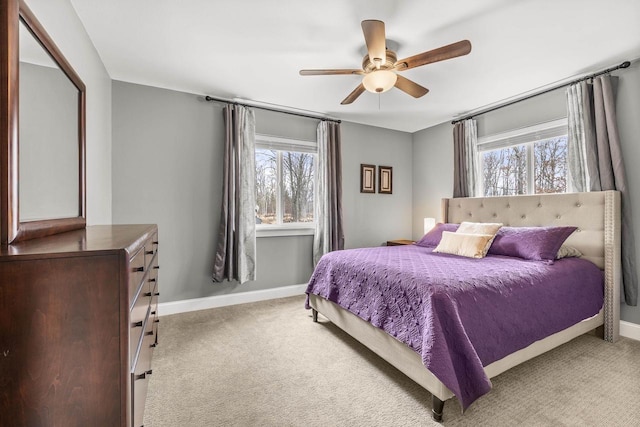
255,149,277,224
255,144,315,226
533,136,567,194
479,120,568,197
482,145,528,196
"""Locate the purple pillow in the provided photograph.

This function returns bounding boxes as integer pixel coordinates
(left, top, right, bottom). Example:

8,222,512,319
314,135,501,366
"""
415,223,459,247
488,226,577,261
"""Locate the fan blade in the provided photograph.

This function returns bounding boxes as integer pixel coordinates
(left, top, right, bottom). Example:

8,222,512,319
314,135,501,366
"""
394,75,429,98
395,40,472,71
341,83,366,105
361,20,386,66
300,69,364,76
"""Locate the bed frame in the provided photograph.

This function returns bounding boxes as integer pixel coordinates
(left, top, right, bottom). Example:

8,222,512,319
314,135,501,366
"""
308,191,621,422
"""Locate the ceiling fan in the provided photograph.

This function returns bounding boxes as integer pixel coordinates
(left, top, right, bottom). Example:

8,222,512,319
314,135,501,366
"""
299,20,472,105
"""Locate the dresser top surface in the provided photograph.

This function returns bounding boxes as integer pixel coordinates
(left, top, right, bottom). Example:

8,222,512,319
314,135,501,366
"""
0,224,157,259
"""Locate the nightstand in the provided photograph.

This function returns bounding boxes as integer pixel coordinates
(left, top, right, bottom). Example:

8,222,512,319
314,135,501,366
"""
386,239,415,246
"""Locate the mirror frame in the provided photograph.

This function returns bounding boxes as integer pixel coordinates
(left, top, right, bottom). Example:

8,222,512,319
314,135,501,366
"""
1,0,86,244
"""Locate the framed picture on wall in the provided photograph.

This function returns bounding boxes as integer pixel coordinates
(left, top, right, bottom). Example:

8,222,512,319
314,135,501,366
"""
378,166,392,194
360,164,376,193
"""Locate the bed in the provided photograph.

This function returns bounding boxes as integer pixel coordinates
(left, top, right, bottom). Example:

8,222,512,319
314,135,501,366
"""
306,191,620,422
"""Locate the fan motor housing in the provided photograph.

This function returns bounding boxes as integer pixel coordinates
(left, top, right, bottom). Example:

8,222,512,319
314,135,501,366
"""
362,50,397,73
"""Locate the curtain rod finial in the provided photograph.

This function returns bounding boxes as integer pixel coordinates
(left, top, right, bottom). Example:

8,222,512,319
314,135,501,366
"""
621,61,631,69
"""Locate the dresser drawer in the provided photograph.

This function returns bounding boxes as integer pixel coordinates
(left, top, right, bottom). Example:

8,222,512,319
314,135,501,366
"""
130,231,159,427
131,312,156,427
150,280,159,317
128,248,146,305
145,236,159,268
146,261,158,299
131,370,150,427
129,291,151,365
150,281,159,346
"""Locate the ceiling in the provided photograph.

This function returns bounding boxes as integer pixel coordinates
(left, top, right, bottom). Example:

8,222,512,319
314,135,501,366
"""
69,0,640,133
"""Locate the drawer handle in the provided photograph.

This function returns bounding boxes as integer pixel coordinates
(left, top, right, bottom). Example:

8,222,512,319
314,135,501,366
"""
135,370,153,381
145,250,154,255
132,321,143,328
133,266,144,272
145,330,154,336
149,278,157,283
151,310,157,316
153,266,160,270
153,241,159,245
151,343,157,348
144,291,160,297
154,318,160,324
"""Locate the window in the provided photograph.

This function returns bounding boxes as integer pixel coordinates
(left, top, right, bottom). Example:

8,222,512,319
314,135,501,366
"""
478,119,568,196
255,134,316,234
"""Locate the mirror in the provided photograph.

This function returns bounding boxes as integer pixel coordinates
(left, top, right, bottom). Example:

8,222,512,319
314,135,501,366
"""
19,19,79,221
1,0,86,244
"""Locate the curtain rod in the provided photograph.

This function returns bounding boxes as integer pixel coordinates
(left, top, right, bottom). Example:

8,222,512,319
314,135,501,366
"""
204,95,341,123
451,60,631,125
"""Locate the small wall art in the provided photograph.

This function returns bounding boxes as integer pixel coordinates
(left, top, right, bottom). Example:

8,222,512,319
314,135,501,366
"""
378,165,392,194
360,164,376,193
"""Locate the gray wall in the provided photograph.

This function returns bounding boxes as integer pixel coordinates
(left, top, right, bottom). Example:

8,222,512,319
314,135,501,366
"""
341,122,413,249
412,62,640,325
412,121,454,236
112,82,413,303
28,0,113,224
616,61,640,324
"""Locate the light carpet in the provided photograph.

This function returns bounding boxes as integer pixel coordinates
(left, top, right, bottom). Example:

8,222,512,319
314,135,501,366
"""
144,295,640,426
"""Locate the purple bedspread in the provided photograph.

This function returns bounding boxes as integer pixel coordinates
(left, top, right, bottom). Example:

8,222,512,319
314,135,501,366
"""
305,245,603,410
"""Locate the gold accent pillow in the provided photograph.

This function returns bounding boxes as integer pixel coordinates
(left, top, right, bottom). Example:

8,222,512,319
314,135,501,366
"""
456,221,503,256
433,232,496,259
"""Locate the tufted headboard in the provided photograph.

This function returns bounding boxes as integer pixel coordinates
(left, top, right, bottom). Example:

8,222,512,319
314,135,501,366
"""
442,191,621,342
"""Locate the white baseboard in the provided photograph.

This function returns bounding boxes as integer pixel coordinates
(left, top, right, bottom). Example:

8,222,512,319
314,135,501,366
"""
620,320,640,341
158,283,308,316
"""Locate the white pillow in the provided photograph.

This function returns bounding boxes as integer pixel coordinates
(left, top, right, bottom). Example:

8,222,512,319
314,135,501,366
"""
456,222,503,256
433,232,495,259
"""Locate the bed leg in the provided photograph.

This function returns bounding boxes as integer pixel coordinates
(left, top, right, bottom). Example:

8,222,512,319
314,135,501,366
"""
431,396,444,422
594,325,604,339
312,309,318,323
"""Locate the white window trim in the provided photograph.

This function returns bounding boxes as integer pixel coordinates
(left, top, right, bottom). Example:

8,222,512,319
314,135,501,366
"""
255,133,317,237
255,134,317,152
478,118,568,151
256,224,315,238
478,118,568,196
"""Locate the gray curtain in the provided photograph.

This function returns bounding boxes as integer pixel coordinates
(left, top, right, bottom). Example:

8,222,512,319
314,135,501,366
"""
566,75,637,306
453,118,478,198
567,81,601,192
212,104,257,284
313,121,344,266
566,83,589,192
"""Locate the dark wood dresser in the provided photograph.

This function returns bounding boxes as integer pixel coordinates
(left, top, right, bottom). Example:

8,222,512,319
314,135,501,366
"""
386,239,415,246
0,224,159,427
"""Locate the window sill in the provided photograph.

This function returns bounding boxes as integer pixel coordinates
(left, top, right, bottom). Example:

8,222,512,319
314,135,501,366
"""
256,226,315,238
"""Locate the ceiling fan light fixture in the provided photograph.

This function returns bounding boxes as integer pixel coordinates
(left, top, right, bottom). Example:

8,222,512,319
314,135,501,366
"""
299,19,471,104
362,69,397,93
